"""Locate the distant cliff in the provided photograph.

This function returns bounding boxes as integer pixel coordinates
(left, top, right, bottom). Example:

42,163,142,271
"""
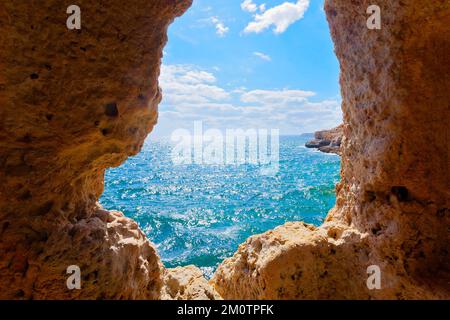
305,124,343,155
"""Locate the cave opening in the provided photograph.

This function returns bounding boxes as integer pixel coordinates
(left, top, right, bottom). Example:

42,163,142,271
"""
2,0,448,301
100,0,342,277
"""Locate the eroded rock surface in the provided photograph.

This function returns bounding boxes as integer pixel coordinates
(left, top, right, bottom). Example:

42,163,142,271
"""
211,0,450,299
162,266,222,300
0,0,192,299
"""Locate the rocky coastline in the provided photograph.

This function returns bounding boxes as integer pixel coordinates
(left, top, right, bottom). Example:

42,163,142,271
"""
305,124,343,155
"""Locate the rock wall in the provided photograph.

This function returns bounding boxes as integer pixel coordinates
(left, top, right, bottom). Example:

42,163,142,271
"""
211,0,450,299
162,266,222,300
0,0,194,299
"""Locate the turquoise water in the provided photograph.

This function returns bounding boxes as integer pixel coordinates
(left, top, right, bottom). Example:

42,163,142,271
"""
100,135,340,276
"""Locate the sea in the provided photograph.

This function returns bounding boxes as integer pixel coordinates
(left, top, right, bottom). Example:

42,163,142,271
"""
100,134,340,277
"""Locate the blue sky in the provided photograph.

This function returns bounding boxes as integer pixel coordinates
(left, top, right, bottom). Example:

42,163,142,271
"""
152,0,342,137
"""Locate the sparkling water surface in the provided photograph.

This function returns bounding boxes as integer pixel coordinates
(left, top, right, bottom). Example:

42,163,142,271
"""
100,135,340,277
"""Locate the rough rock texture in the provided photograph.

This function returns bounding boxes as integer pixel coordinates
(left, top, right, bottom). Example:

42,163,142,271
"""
162,266,222,300
211,0,450,299
305,124,343,155
0,0,193,299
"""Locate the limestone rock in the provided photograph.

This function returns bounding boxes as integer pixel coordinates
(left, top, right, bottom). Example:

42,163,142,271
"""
162,266,222,300
0,0,192,299
305,124,343,155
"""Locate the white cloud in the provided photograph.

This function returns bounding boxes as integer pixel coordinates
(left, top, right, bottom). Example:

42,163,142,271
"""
210,17,229,37
253,51,272,61
241,0,258,13
243,0,310,34
159,65,229,105
156,64,342,136
241,1,267,14
241,89,315,104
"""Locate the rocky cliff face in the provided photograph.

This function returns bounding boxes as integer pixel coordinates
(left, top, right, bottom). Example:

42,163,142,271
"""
0,0,448,300
305,124,343,155
0,0,200,299
211,0,450,299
